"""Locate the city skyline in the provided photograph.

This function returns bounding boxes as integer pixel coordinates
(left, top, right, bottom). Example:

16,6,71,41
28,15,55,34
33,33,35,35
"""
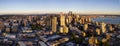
0,0,120,15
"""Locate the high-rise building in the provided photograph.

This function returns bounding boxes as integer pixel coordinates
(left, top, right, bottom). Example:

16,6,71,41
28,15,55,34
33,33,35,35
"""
79,19,82,24
46,17,51,27
74,15,79,23
96,28,101,35
81,18,85,24
88,17,91,22
66,15,72,25
95,22,99,26
59,26,69,34
65,15,69,25
60,26,63,33
59,12,69,34
109,25,113,32
101,22,106,33
84,24,88,31
85,18,88,22
68,16,72,24
63,26,69,34
52,17,57,33
60,13,65,26
88,37,98,46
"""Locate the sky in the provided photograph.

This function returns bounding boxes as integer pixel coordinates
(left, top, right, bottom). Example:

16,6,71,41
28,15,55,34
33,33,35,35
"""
0,0,120,14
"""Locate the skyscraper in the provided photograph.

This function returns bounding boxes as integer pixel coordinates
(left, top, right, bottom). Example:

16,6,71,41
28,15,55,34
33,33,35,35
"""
52,17,57,33
59,12,69,34
84,24,88,31
60,13,65,26
88,17,91,23
68,16,72,24
101,22,106,33
66,15,72,25
73,15,79,24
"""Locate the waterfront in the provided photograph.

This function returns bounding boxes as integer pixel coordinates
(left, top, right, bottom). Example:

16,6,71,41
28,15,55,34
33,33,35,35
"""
92,17,120,24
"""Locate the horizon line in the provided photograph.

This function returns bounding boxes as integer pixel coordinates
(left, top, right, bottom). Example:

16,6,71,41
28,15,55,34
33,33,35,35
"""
0,11,120,15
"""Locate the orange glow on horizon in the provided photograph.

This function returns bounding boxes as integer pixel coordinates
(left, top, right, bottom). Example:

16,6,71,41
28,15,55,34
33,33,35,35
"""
0,11,120,15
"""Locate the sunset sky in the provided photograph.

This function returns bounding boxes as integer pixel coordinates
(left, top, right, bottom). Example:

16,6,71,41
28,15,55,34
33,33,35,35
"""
0,0,120,14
